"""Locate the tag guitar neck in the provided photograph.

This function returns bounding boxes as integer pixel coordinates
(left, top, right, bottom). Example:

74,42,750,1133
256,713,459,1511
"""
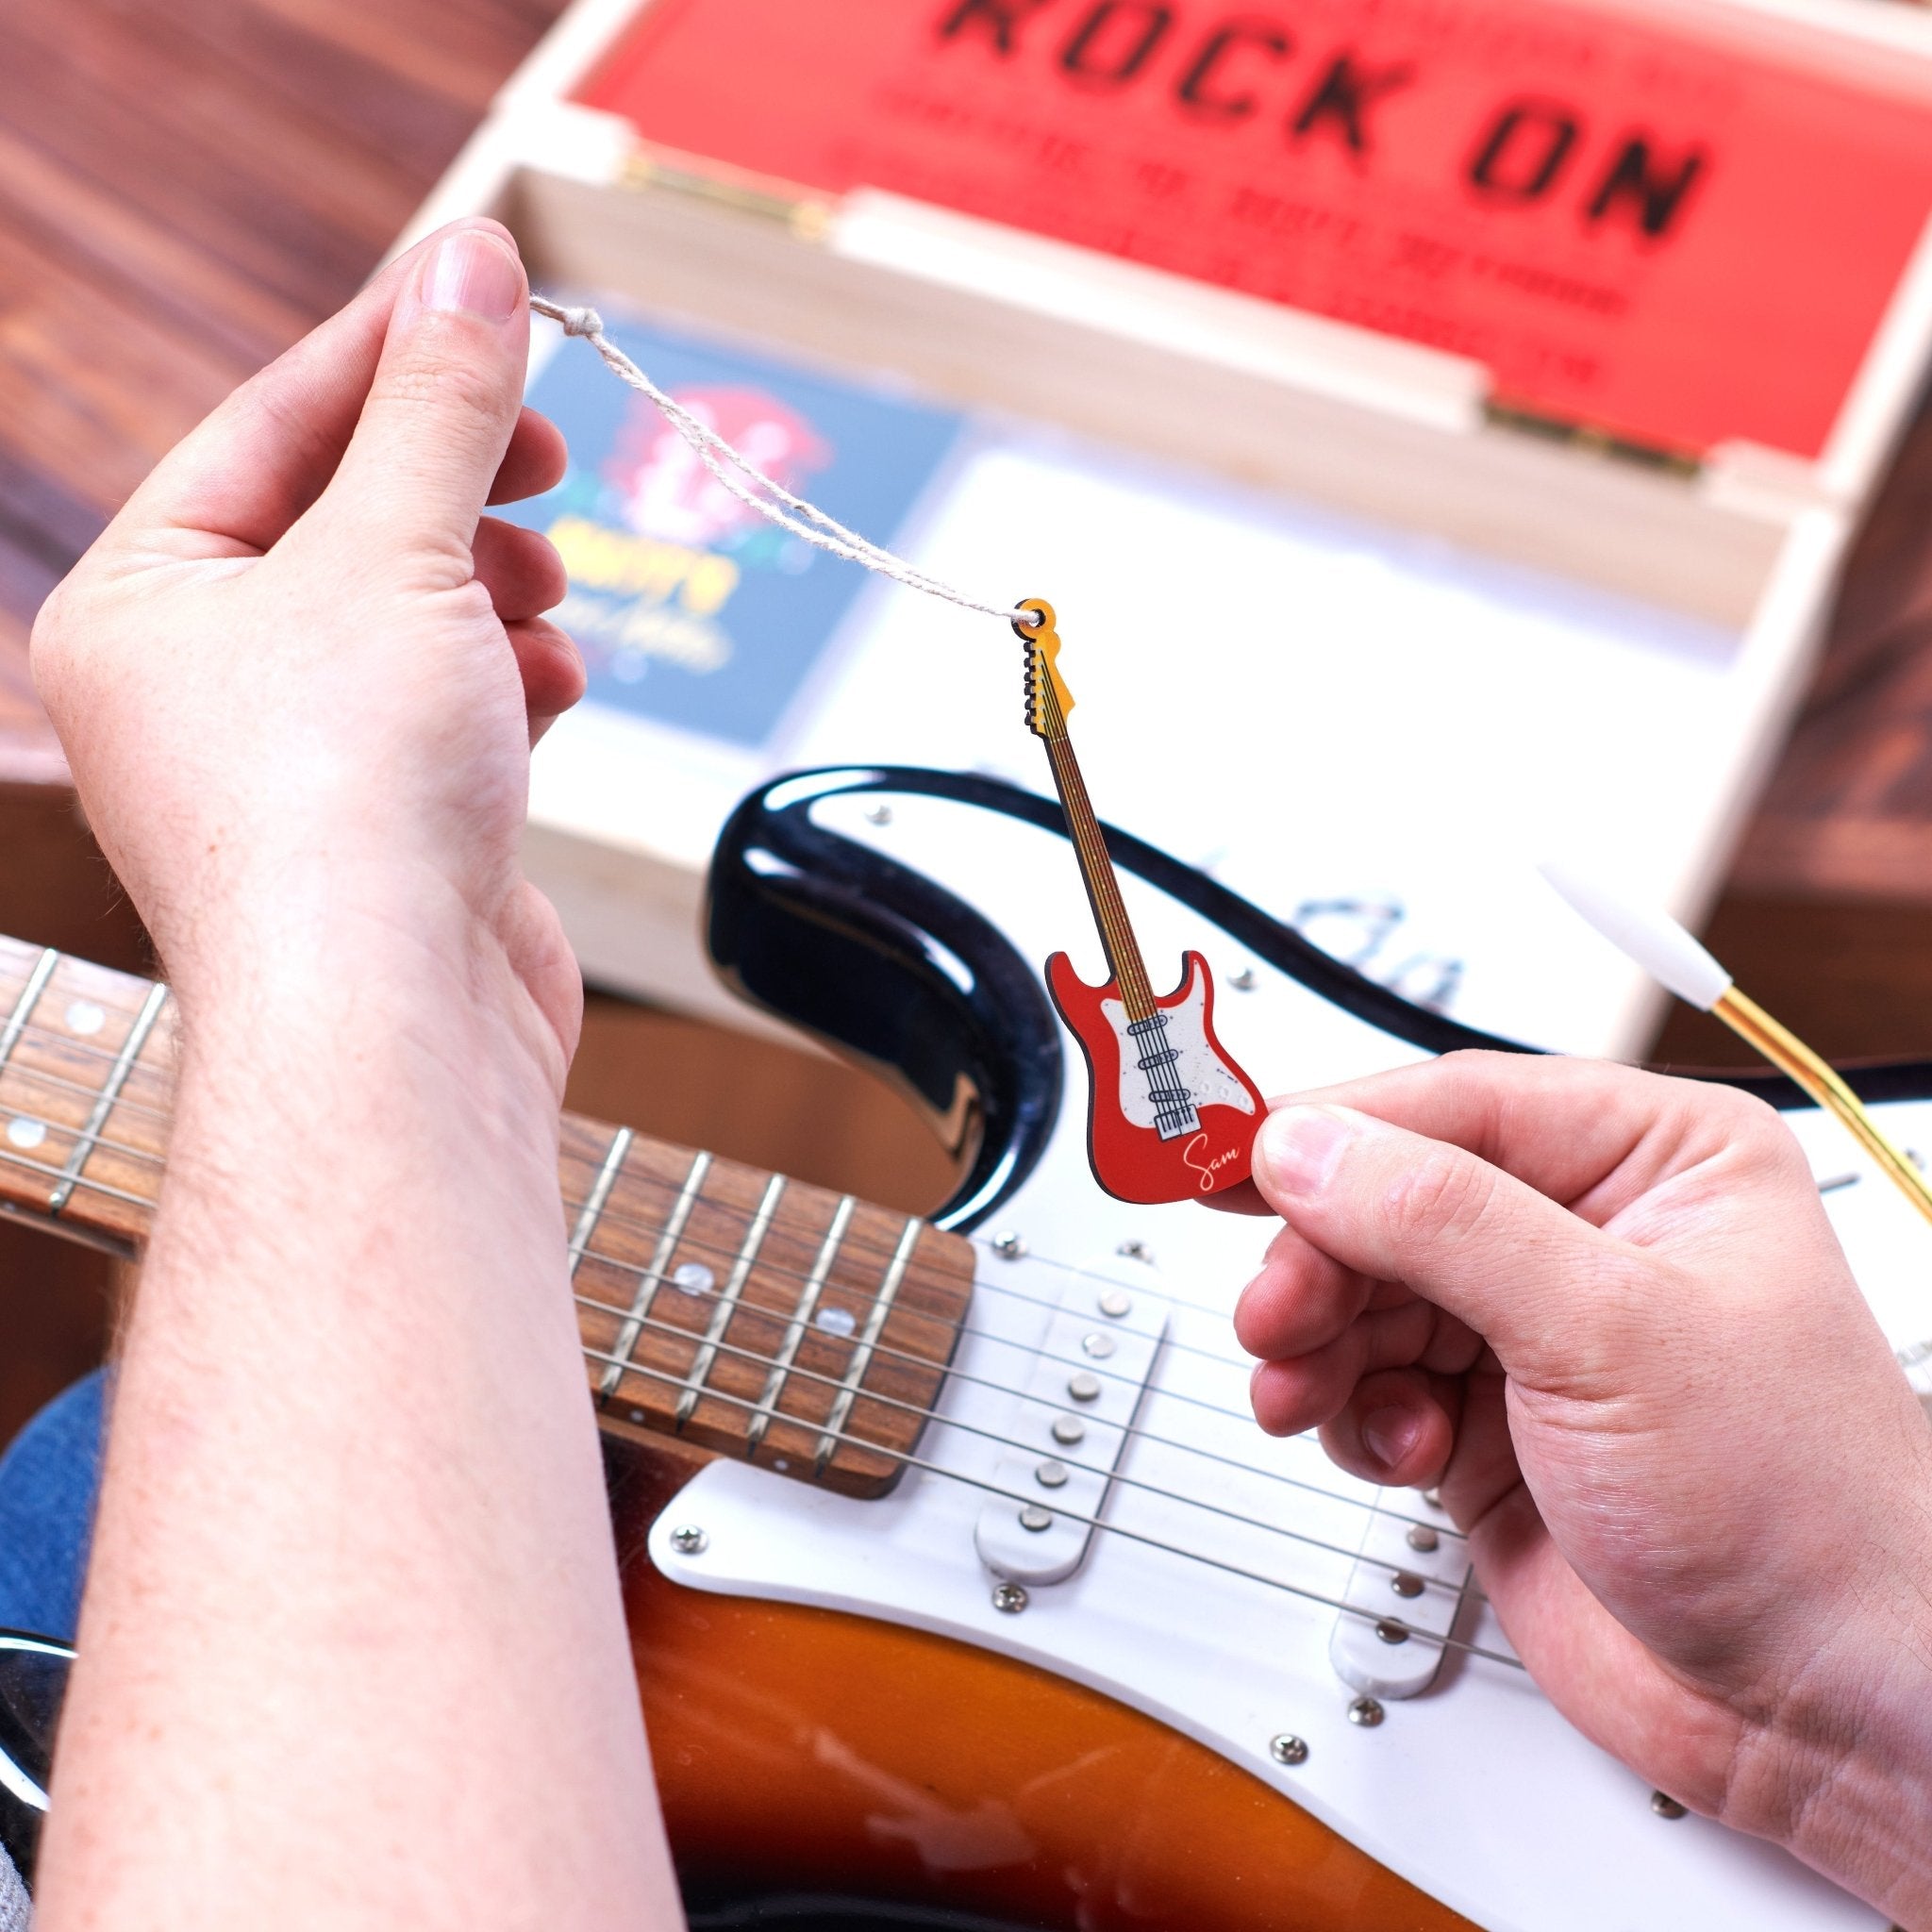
1018,600,1155,1021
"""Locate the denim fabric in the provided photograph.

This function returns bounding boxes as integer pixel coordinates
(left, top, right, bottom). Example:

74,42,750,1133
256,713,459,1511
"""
0,1372,106,1647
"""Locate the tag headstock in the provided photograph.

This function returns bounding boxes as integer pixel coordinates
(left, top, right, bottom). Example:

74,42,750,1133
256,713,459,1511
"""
1015,597,1075,741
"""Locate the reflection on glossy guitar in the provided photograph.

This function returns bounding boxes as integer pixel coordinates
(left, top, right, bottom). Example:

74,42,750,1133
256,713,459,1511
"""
1016,599,1264,1204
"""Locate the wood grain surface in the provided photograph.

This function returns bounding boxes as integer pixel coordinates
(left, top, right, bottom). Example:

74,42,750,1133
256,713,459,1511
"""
0,0,572,774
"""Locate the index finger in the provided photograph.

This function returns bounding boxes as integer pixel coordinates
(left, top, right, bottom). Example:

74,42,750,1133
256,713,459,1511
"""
1279,1050,1796,1227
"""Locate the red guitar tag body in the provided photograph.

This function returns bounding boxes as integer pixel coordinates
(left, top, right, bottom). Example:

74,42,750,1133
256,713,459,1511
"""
1045,948,1263,1204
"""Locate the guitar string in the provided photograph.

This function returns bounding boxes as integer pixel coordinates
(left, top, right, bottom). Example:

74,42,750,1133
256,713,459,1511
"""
0,1048,1274,1397
565,1206,1282,1426
572,1279,1469,1603
568,1263,1465,1549
0,1040,1462,1541
0,1028,1286,1377
0,1135,1466,1549
580,1334,1524,1672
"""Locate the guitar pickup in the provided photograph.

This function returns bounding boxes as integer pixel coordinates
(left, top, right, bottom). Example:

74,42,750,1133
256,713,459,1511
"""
1328,1491,1474,1699
974,1255,1169,1587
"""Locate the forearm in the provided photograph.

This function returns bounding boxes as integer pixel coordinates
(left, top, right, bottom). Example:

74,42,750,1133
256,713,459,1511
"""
34,912,678,1931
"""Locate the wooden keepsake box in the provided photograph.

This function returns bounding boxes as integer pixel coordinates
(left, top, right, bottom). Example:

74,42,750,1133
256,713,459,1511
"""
396,0,1932,1058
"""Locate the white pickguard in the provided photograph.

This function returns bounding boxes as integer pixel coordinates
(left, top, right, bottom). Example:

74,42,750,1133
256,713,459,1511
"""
647,788,1907,1932
1101,974,1257,1129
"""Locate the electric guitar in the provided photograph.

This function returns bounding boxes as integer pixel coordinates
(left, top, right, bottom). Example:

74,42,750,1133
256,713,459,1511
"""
6,766,1932,1932
1018,599,1264,1204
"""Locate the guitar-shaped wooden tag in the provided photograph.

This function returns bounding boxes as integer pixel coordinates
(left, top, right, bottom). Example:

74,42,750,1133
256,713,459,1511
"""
1017,598,1265,1203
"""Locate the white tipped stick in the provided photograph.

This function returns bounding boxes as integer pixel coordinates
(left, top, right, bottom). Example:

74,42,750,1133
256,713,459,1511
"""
1538,862,1732,1012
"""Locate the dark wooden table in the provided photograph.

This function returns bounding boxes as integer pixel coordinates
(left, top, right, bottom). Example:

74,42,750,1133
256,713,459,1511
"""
4,0,1932,1441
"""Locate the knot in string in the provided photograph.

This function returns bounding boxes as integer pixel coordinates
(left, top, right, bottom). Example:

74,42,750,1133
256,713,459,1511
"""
526,292,1020,626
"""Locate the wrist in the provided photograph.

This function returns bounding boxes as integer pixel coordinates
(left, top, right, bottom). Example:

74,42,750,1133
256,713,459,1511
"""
162,868,573,1115
1731,1538,1932,1923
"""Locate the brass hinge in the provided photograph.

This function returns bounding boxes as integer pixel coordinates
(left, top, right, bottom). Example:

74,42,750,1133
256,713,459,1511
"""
620,145,832,243
1484,398,1701,480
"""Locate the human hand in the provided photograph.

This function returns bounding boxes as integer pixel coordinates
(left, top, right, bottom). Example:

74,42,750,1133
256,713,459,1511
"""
1234,1054,1932,1922
31,219,582,1073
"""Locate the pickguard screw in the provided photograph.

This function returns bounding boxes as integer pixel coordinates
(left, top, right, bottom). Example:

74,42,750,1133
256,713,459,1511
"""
864,802,893,825
1051,1415,1086,1446
1018,1504,1054,1532
1651,1792,1688,1820
992,1581,1029,1614
1097,1287,1133,1318
1374,1619,1409,1645
1406,1524,1439,1553
1269,1733,1308,1766
1347,1696,1385,1727
1115,1239,1154,1263
1391,1572,1424,1599
1230,966,1258,991
1067,1371,1102,1402
669,1524,708,1556
991,1231,1026,1260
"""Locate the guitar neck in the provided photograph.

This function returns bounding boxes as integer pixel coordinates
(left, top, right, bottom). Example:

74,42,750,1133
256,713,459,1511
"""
0,936,974,1500
1039,705,1156,1021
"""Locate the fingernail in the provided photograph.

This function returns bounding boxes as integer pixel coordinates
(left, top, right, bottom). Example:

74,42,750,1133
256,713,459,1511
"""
1257,1106,1352,1199
423,230,522,323
1361,1407,1419,1471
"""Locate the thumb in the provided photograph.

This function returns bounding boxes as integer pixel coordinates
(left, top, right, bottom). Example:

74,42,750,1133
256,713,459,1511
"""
1251,1103,1655,1391
314,224,530,570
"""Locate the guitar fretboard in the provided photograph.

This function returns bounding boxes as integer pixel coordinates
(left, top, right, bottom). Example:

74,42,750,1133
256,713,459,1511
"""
0,937,974,1499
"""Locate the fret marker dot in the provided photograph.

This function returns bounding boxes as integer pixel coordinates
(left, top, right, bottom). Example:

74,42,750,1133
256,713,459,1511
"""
7,1118,45,1150
671,1261,714,1297
64,1001,106,1037
815,1306,858,1338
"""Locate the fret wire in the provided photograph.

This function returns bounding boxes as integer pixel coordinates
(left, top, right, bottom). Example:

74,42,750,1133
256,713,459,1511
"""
0,950,60,1078
46,984,169,1217
599,1149,709,1399
813,1214,920,1477
575,1277,1466,1596
0,956,152,1026
567,1127,632,1275
570,1244,1458,1542
675,1172,784,1430
746,1195,853,1454
584,1340,1511,1668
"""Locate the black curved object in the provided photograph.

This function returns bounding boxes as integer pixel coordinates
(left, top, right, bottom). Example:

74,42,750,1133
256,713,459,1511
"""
0,1630,71,1890
708,766,1932,1230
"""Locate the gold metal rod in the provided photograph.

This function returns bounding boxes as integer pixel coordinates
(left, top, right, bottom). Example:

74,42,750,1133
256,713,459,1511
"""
1714,987,1932,1229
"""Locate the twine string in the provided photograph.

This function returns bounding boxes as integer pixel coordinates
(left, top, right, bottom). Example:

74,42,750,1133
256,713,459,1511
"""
530,296,1019,625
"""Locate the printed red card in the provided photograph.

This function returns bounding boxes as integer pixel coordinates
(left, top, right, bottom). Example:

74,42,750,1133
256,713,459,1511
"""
583,0,1932,461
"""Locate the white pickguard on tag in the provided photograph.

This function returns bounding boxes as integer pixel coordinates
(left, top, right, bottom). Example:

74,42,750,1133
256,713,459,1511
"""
1101,975,1257,1129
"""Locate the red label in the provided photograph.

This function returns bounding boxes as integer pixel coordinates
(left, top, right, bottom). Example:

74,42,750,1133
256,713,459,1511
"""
584,0,1932,459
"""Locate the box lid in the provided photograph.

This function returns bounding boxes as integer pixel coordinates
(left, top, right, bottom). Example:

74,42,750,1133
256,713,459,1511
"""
579,0,1932,471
